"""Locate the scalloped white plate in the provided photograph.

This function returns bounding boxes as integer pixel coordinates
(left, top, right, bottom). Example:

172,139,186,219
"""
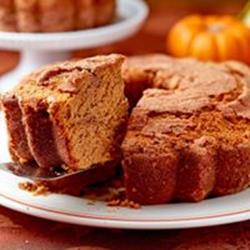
0,112,249,229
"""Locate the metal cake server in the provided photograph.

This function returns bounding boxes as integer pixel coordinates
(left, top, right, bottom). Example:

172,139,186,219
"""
0,162,77,181
0,162,115,195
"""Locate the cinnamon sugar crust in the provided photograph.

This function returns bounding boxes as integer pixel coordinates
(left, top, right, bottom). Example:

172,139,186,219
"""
122,55,250,204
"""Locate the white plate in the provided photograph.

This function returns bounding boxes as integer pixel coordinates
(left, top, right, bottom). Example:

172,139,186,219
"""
0,0,148,51
0,113,249,229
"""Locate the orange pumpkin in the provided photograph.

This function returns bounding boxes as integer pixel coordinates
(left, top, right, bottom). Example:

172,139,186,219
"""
167,15,250,64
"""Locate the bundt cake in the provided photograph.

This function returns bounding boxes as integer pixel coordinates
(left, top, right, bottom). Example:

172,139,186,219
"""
0,0,116,32
122,54,250,204
2,54,128,179
123,54,175,108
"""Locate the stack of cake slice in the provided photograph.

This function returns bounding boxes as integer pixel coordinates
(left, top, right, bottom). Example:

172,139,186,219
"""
2,54,128,188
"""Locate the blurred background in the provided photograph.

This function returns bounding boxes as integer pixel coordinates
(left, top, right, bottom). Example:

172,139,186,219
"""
75,0,248,56
0,0,249,74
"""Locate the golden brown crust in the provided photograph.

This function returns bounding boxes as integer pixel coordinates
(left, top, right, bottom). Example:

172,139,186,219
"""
1,94,33,164
0,0,16,31
123,139,179,204
175,138,217,202
122,55,250,112
75,0,95,29
122,54,174,107
14,0,40,32
0,0,116,32
20,100,63,169
122,55,250,204
94,0,116,27
214,143,250,195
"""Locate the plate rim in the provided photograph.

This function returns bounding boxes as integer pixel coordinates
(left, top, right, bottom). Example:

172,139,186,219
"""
1,189,249,230
0,104,249,230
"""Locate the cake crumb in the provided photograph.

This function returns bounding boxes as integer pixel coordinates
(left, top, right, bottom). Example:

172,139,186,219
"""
19,182,49,196
83,177,141,209
107,198,141,209
87,200,95,205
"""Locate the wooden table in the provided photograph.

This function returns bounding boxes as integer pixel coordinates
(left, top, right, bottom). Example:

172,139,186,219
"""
0,2,249,249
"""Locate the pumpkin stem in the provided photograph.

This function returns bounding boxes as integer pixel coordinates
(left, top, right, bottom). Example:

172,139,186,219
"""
239,0,250,26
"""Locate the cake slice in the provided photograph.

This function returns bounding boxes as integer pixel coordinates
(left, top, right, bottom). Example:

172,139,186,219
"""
2,55,128,177
122,55,250,204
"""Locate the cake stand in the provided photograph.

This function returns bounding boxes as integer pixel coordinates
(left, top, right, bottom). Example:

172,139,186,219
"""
0,0,148,93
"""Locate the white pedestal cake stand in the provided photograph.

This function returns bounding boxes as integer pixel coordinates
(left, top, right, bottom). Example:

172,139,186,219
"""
0,0,148,93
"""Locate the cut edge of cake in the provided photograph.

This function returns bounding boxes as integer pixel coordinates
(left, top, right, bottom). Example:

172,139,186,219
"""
2,54,128,175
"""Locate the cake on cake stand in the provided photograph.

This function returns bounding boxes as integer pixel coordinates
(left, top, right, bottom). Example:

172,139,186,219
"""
0,0,148,93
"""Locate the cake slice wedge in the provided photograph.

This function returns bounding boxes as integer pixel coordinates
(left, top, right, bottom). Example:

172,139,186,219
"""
2,54,128,176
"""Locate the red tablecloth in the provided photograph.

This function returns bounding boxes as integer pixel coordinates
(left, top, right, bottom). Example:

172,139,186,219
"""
0,206,249,250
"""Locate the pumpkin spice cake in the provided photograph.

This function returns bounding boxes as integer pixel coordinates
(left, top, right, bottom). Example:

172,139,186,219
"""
2,53,250,205
2,54,128,185
0,0,116,32
122,54,250,204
